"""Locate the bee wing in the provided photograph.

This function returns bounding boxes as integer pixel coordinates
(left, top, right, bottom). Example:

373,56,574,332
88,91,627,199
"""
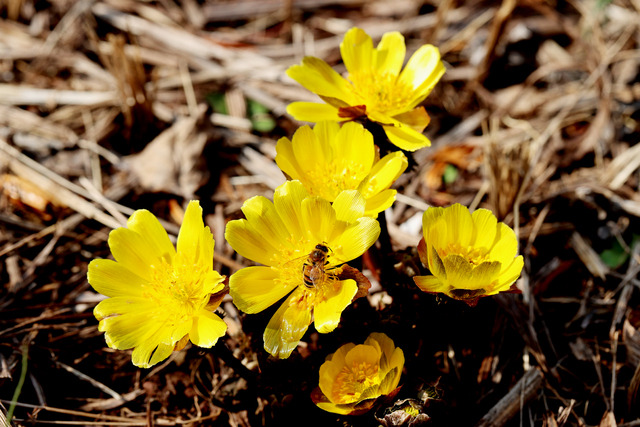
280,253,310,269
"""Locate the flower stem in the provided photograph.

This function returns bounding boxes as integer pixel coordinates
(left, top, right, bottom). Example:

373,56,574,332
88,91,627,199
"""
6,341,29,424
216,341,257,383
365,120,394,255
378,210,392,256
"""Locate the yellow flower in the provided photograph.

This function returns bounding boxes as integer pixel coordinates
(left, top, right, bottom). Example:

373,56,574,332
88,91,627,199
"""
225,180,380,359
87,201,227,368
311,332,404,415
413,204,524,305
275,121,408,217
286,27,445,151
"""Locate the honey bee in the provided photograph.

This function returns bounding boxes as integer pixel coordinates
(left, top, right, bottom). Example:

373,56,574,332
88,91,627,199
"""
302,243,332,288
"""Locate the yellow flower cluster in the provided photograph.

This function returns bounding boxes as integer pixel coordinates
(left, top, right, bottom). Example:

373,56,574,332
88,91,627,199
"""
86,25,524,418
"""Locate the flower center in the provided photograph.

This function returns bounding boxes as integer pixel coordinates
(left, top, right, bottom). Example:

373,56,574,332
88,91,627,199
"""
331,361,380,404
348,71,414,115
145,260,208,315
439,243,490,266
304,159,369,201
276,243,344,310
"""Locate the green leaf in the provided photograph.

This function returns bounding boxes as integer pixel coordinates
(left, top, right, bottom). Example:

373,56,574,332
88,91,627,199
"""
442,164,458,184
599,235,639,269
206,92,227,114
248,100,276,132
596,0,613,10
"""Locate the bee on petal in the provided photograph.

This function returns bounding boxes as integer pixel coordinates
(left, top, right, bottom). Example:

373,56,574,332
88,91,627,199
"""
226,181,380,359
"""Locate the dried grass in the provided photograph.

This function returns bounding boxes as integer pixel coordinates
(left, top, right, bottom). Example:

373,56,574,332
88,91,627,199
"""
2,0,640,426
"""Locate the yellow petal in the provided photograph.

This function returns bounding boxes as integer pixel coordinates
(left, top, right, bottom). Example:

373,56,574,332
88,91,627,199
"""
126,209,176,262
176,200,213,267
301,196,337,245
318,343,359,400
422,206,444,228
360,151,408,197
365,333,397,381
316,401,357,415
99,313,154,350
376,32,406,76
364,189,396,217
190,310,227,348
263,291,312,359
409,59,446,107
94,296,155,321
467,260,504,290
369,109,432,151
148,343,175,367
413,275,447,294
275,136,304,181
319,362,344,400
441,254,473,288
326,342,357,364
204,275,227,311
422,206,444,245
96,298,158,350
286,102,341,122
334,121,374,174
365,333,395,369
399,44,444,94
108,210,175,281
313,120,342,150
291,125,330,176
382,122,431,151
225,219,274,266
471,209,498,248
331,217,380,262
392,107,431,132
428,242,447,278
340,27,374,76
495,255,524,290
318,95,351,109
273,180,309,239
131,330,174,368
229,266,293,314
332,190,366,223
286,56,354,101
202,270,225,296
88,259,146,297
241,195,291,251
225,196,284,266
388,348,405,392
345,344,381,368
442,203,474,247
443,255,501,290
314,279,357,333
489,223,519,261
378,366,399,395
318,342,359,402
169,317,194,345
